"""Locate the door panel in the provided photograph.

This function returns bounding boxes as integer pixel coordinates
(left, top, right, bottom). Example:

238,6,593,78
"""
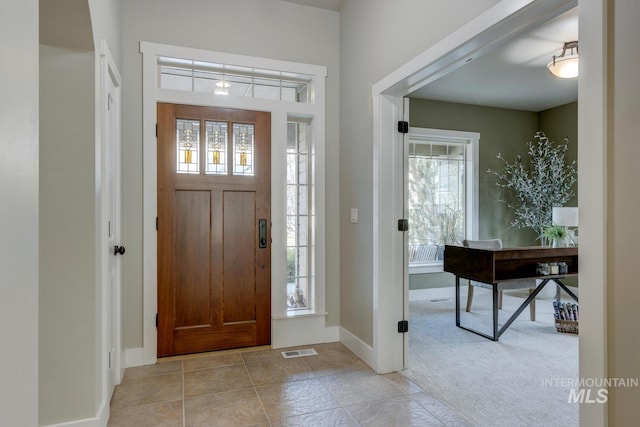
222,191,256,324
174,190,211,329
157,103,271,356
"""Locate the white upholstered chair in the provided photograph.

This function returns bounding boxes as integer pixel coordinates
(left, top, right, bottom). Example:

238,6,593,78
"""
463,239,537,321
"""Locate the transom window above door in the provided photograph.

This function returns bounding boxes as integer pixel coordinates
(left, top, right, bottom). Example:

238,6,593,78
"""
159,56,314,104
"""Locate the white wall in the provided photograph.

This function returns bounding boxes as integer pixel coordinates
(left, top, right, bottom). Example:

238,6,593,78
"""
37,1,122,424
577,0,607,425
88,0,122,66
0,2,39,426
39,44,97,425
120,0,340,349
339,0,500,345
609,0,640,422
579,0,640,424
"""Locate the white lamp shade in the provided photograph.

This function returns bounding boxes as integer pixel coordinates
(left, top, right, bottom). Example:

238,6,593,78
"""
547,54,579,78
552,207,578,227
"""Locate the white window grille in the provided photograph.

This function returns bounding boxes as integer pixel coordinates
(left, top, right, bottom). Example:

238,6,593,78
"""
286,119,314,310
407,128,479,274
158,56,313,103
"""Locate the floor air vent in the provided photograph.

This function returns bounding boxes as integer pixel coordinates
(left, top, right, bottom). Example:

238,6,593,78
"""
281,348,318,359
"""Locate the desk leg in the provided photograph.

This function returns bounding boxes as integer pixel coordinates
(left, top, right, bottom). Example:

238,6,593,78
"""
455,275,460,326
552,279,578,302
493,285,499,341
455,277,503,341
497,279,550,339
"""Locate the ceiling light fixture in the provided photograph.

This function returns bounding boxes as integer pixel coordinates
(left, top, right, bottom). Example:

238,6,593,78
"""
215,67,231,95
547,41,579,78
215,80,230,96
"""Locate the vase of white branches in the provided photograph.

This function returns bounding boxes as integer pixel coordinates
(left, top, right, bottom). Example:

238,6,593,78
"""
488,131,577,243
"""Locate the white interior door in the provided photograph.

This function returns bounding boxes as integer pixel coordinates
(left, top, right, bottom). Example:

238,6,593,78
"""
402,97,410,369
104,50,123,395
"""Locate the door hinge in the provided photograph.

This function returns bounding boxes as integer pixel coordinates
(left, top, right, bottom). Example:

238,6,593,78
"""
108,351,111,369
398,320,409,333
155,123,158,138
397,219,409,232
397,121,409,134
156,313,158,328
156,216,158,230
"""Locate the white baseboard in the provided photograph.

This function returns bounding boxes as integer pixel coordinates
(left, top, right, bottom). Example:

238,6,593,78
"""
409,284,579,302
124,347,145,368
339,326,375,370
271,315,339,349
42,399,109,427
42,419,100,427
96,399,109,427
409,287,455,302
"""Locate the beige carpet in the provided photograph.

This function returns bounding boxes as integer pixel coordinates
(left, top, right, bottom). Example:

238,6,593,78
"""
404,287,579,427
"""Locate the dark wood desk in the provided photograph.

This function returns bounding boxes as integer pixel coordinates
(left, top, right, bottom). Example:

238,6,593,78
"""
444,245,578,341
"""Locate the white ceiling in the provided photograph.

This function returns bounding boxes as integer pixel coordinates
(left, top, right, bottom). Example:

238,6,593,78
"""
410,7,579,112
281,0,343,11
40,0,576,112
282,1,577,111
40,0,94,51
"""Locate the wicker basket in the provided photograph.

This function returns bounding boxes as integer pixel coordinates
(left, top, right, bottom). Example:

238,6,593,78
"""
555,319,579,334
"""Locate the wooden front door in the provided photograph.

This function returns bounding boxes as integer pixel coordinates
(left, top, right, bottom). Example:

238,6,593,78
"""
157,103,271,357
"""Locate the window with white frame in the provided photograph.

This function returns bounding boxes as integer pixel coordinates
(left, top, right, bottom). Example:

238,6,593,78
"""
407,128,478,273
158,56,313,103
286,118,314,310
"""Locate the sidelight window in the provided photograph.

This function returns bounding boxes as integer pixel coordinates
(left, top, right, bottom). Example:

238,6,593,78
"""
286,118,313,310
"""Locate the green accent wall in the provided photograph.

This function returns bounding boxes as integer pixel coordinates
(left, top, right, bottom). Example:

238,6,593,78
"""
539,102,578,207
409,99,578,290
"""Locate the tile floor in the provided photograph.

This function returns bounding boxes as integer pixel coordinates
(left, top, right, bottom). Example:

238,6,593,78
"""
108,342,472,427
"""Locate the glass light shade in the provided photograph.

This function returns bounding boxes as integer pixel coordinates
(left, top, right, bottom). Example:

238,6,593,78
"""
547,54,579,78
552,207,579,227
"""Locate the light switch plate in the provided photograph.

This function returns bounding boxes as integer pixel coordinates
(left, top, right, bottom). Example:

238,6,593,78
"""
350,208,358,224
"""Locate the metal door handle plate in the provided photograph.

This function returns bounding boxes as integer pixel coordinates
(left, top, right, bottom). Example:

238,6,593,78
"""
258,219,267,249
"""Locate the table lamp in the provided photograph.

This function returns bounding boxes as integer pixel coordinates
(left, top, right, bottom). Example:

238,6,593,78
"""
552,207,579,246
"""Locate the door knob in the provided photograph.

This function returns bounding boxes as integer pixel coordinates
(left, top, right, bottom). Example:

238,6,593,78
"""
113,245,126,255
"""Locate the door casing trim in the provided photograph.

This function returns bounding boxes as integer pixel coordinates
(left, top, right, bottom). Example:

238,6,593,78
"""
371,2,608,424
140,42,328,364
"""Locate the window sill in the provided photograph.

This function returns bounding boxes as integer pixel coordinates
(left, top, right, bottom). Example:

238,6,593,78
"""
272,310,328,320
409,263,444,274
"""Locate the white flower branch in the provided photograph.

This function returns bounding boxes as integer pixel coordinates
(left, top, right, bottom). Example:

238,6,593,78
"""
487,131,577,237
